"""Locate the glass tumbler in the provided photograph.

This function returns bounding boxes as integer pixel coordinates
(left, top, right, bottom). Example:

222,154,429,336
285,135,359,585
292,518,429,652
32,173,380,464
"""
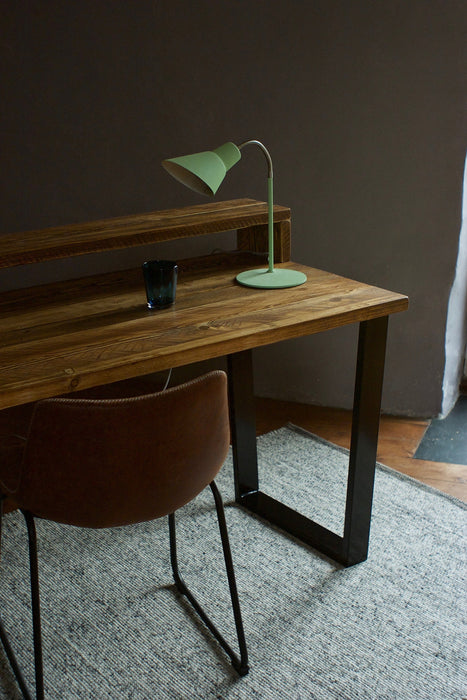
142,260,178,309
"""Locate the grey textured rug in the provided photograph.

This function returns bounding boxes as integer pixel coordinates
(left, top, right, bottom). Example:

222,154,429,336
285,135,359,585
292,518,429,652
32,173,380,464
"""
0,426,465,699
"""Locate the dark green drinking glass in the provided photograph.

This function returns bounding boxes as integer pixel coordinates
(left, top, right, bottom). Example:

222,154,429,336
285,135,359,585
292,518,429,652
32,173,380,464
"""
142,260,178,309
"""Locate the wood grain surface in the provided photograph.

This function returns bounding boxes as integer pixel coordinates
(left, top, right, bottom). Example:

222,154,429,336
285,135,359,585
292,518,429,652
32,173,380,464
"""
0,199,290,268
0,257,408,409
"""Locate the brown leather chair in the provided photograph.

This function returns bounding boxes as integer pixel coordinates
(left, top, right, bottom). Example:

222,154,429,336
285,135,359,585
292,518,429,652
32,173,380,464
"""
0,371,249,699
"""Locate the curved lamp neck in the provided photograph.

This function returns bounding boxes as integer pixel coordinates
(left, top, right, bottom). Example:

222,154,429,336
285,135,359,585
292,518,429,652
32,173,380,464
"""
238,140,273,178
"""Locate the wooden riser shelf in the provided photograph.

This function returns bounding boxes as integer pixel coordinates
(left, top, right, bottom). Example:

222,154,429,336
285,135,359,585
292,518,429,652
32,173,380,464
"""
0,199,291,269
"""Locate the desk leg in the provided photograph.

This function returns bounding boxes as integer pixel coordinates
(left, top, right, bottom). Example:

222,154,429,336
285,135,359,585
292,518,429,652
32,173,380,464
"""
228,316,389,568
342,316,388,565
227,351,259,500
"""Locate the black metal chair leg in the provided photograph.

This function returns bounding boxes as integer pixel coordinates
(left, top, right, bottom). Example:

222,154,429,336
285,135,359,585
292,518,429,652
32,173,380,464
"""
209,481,249,673
2,485,249,698
169,481,249,676
0,504,42,700
23,511,44,700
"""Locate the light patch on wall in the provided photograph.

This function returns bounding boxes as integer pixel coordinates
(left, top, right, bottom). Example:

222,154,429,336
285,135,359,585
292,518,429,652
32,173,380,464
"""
442,153,467,416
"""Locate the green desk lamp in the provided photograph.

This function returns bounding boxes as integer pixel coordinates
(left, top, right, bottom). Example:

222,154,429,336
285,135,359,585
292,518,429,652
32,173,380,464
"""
162,140,307,289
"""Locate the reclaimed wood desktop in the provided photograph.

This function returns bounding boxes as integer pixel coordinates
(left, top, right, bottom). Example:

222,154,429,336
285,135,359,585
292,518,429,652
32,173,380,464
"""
0,200,408,566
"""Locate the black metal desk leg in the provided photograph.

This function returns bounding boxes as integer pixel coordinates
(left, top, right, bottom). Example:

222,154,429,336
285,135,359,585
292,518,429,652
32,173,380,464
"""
227,318,389,569
227,351,259,500
342,316,389,565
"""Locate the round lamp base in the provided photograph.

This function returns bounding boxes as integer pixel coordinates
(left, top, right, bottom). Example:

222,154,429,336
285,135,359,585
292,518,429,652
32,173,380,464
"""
236,267,307,289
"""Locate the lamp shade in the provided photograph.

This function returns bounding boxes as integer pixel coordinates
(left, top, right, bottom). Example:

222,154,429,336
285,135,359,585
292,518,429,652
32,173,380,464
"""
161,142,241,196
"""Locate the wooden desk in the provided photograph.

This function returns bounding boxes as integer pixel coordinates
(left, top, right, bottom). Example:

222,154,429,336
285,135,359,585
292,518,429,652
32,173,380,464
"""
0,202,408,566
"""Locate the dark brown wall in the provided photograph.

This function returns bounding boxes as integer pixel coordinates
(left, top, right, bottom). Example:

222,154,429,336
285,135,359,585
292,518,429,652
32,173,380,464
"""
1,1,466,416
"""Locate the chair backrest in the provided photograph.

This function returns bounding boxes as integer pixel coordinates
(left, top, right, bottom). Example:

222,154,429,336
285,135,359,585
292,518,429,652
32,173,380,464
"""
15,371,230,528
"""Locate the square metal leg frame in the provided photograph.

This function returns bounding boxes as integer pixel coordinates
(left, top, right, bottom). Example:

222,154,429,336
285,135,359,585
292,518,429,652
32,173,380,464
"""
227,316,389,567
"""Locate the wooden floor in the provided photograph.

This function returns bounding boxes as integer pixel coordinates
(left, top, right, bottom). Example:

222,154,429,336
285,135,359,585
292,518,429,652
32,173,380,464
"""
255,398,467,502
